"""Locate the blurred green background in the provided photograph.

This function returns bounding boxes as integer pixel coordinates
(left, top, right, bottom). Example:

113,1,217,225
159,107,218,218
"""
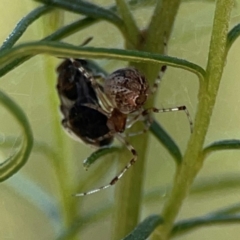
1,0,240,239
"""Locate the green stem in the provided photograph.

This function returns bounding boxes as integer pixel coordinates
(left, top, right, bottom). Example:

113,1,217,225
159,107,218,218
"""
141,0,182,84
112,1,182,239
39,9,75,229
115,0,140,46
152,1,234,239
145,0,181,52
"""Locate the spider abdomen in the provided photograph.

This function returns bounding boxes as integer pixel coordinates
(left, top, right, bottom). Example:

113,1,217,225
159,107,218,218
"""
104,67,149,114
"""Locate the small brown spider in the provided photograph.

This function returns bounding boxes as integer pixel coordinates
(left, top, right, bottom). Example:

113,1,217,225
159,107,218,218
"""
71,61,193,196
56,37,193,196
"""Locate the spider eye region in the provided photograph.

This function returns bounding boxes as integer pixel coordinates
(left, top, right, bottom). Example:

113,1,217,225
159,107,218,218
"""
104,67,148,113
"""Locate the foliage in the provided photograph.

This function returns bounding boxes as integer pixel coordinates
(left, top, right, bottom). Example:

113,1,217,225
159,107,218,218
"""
1,0,240,239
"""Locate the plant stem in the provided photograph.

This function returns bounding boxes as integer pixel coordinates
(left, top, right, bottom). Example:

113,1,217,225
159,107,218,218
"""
145,0,181,52
112,1,181,239
112,138,149,240
151,0,234,239
115,0,140,46
39,9,76,229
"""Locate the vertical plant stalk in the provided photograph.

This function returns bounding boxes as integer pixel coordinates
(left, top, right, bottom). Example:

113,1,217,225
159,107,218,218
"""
115,0,140,46
112,1,181,239
152,0,234,239
38,9,76,229
145,0,181,52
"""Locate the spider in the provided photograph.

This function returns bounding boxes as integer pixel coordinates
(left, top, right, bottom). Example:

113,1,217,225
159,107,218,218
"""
60,59,193,196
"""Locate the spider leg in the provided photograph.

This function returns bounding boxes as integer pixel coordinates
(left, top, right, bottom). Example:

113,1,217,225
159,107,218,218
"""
149,65,167,95
81,103,111,117
70,59,113,112
74,134,137,196
125,108,146,129
125,114,153,137
142,105,193,133
149,37,168,95
87,131,115,144
125,104,193,136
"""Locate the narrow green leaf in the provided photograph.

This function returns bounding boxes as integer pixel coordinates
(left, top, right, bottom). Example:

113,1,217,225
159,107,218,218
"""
190,174,240,195
172,214,240,236
44,17,95,41
226,23,240,53
0,6,52,51
203,139,240,159
0,41,206,83
211,202,240,217
0,17,96,78
34,0,125,31
150,120,182,164
83,146,120,170
0,90,33,181
122,215,163,240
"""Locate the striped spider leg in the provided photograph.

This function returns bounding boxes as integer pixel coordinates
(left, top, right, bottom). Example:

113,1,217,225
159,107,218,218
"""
125,105,193,138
